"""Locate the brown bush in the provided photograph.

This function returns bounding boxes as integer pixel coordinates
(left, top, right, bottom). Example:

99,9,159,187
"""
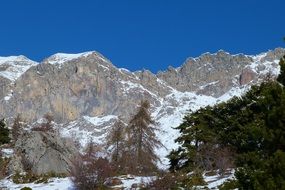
0,156,9,179
144,172,186,190
12,114,24,142
194,144,235,174
32,114,54,133
21,155,33,172
214,146,235,175
70,142,114,190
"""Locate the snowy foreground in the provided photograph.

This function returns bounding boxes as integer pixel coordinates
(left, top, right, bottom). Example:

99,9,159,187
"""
0,171,234,190
0,176,154,190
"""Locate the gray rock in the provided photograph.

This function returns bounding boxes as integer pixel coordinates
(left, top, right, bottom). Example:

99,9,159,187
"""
9,131,77,175
0,48,284,124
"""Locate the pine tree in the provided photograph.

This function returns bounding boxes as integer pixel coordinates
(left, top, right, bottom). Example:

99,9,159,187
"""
126,100,162,174
169,78,285,188
277,55,285,86
0,119,10,145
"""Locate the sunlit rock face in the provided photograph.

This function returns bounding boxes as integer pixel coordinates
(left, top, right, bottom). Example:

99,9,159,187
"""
0,48,284,166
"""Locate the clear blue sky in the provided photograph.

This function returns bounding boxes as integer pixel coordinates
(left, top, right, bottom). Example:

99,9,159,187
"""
0,0,284,73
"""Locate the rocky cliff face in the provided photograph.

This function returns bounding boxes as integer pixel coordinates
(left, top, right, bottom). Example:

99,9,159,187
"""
1,48,283,123
9,130,77,175
0,48,284,167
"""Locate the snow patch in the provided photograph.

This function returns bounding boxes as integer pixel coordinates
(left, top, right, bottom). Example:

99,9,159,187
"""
46,52,94,65
153,89,218,169
0,56,37,81
204,170,235,189
0,177,74,190
120,80,159,98
1,148,14,158
61,115,117,148
83,115,117,126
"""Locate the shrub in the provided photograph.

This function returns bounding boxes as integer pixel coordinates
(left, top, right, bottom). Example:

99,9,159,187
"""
0,157,10,179
12,114,24,143
143,172,187,190
183,172,207,188
31,114,54,133
70,142,114,190
21,155,33,172
12,172,67,184
20,187,32,190
219,179,239,190
0,119,10,145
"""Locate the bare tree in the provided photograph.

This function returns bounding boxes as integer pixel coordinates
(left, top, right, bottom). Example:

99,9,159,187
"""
126,100,162,174
32,113,54,132
106,119,126,165
194,143,235,175
214,146,235,175
11,114,24,143
70,142,114,190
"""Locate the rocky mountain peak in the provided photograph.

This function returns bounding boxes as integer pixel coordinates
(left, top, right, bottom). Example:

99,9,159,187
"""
0,55,37,81
0,47,284,168
43,51,112,67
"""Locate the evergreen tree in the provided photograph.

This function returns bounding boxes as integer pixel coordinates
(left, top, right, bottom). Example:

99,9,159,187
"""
169,53,285,188
277,55,285,86
0,119,10,145
126,100,162,174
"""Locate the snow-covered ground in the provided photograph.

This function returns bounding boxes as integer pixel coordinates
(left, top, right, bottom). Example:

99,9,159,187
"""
204,170,235,189
0,172,234,190
0,177,74,190
0,175,155,190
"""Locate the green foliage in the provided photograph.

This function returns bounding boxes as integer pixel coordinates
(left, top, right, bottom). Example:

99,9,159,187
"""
277,55,285,86
185,172,207,187
169,56,285,189
143,172,187,190
20,187,32,190
0,119,10,145
218,180,239,190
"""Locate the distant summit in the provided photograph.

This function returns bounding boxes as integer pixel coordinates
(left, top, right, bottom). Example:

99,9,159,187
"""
0,48,284,167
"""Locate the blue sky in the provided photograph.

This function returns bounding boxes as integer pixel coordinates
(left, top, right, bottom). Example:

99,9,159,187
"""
0,0,284,73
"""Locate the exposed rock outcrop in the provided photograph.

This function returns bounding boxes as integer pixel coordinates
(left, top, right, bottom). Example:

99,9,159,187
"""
0,48,284,168
0,48,284,123
239,68,256,85
9,131,77,175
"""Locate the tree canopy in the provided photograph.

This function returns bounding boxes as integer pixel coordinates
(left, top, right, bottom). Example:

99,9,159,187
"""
169,55,285,189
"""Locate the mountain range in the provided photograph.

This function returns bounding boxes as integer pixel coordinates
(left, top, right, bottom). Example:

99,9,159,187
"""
0,48,284,167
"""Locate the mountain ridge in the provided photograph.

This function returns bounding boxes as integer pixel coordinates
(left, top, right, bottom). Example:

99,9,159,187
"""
0,48,284,167
0,47,283,76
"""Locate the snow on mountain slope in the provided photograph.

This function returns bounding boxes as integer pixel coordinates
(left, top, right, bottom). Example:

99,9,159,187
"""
153,83,255,168
44,51,111,67
45,52,94,64
0,49,283,168
153,90,217,167
0,49,284,190
0,55,37,81
55,51,282,169
60,115,118,148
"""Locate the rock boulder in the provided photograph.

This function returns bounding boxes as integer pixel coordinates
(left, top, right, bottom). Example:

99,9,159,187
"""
9,131,77,175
